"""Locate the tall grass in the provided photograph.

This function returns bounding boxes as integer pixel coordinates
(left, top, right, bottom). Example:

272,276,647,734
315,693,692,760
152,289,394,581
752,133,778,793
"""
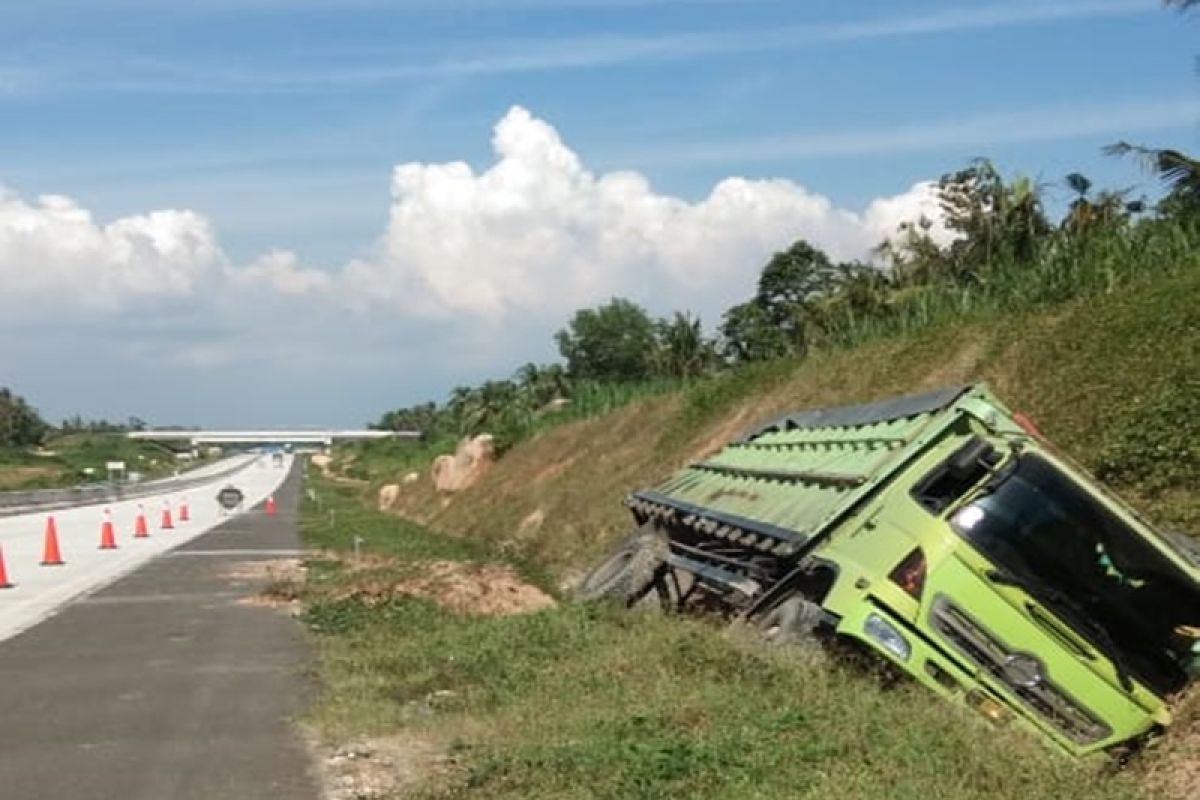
820,219,1198,348
488,378,682,453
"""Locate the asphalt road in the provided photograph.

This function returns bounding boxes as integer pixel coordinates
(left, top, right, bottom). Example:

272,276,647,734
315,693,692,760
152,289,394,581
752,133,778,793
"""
0,462,318,800
0,455,293,642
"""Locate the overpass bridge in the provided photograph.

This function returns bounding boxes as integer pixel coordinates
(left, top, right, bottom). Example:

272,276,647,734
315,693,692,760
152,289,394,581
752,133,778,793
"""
128,429,419,447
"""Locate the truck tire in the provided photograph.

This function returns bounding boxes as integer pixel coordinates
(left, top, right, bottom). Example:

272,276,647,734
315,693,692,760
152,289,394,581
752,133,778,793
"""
756,597,823,646
577,526,668,605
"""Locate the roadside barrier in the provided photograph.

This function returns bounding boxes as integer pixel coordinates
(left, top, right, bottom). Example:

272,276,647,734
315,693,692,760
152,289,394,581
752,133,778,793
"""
0,459,251,518
41,517,64,566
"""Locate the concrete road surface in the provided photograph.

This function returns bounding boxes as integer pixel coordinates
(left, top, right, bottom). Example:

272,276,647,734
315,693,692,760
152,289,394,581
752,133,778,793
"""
0,454,293,642
0,461,318,800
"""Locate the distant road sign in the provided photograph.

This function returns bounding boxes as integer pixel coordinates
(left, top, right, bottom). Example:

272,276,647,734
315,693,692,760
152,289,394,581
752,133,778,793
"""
217,485,245,511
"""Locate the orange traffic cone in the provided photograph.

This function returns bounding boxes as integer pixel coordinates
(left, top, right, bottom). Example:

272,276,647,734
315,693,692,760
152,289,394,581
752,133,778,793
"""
0,543,13,589
266,495,276,517
161,501,174,530
179,497,190,523
135,505,149,538
99,508,117,550
41,516,64,566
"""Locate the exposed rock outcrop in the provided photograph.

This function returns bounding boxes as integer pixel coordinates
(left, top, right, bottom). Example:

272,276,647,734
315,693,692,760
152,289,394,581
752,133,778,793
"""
431,435,495,493
377,484,400,510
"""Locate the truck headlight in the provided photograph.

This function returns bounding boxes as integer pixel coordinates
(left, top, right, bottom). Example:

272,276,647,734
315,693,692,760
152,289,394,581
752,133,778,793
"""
864,613,912,661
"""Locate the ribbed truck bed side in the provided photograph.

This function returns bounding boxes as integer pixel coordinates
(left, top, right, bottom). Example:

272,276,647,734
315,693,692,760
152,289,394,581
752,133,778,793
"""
631,386,970,556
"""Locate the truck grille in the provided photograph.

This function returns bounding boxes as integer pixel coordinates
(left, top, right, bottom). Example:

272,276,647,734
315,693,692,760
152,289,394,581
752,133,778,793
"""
929,596,1111,745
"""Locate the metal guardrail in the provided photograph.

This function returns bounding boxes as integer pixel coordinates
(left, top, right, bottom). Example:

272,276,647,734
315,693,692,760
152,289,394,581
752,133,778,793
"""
0,458,254,518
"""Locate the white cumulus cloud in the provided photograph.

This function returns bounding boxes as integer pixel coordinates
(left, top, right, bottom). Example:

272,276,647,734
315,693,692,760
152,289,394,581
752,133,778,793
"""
227,249,332,295
0,106,948,344
0,185,224,312
340,106,946,321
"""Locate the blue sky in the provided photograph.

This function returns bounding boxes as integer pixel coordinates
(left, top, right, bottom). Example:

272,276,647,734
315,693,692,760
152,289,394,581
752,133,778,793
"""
0,0,1195,427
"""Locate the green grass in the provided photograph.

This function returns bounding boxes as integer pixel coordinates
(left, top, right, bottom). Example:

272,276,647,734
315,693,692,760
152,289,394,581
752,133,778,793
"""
0,433,191,490
298,475,1144,800
818,218,1199,350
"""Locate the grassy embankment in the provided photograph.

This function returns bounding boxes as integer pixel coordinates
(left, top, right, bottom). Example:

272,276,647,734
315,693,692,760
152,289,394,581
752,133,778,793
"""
0,434,189,490
292,266,1199,798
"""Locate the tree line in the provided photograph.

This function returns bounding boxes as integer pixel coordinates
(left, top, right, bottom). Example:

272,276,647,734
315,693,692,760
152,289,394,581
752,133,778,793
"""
372,139,1198,450
0,389,151,450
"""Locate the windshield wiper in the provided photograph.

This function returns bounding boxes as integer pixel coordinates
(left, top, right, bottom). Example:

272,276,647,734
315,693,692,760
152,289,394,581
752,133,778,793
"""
985,568,1135,692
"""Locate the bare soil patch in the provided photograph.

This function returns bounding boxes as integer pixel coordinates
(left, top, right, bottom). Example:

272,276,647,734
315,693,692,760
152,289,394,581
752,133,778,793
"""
532,456,577,485
224,558,305,583
338,559,556,616
691,406,756,461
226,558,306,613
921,337,986,388
310,732,455,800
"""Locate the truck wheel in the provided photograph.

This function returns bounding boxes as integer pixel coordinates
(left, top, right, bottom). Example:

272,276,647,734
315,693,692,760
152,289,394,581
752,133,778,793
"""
577,527,667,605
756,597,823,646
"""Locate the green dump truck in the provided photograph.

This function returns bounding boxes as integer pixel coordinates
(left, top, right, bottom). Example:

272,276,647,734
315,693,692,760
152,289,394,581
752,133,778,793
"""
579,384,1200,756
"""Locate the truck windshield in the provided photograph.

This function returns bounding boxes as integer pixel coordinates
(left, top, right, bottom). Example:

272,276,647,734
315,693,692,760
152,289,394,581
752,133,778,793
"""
949,454,1200,696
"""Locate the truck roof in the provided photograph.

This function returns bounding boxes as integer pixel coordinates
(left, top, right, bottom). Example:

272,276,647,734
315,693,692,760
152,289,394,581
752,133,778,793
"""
634,384,978,551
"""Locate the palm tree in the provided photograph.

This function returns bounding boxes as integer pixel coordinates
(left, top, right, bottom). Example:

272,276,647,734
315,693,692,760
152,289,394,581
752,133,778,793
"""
653,312,715,379
1104,142,1200,212
513,362,573,408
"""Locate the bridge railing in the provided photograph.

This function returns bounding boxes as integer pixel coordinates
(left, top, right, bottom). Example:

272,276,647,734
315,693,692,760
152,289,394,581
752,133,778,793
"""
0,458,255,518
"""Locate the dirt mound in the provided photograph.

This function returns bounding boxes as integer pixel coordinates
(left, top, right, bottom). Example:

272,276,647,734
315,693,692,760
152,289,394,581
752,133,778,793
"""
340,559,555,616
